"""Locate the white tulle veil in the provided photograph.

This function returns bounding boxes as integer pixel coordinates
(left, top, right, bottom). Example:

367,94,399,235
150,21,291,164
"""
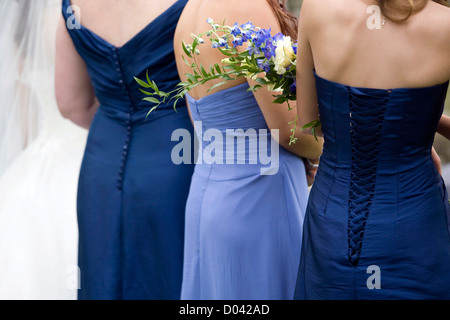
0,0,87,300
0,0,61,176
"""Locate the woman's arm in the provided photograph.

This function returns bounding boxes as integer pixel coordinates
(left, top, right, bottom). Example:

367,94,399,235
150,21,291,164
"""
431,146,442,174
237,1,323,160
296,0,322,139
55,16,99,130
437,114,450,140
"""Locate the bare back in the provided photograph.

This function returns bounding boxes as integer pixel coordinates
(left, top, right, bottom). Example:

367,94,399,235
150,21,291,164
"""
174,0,324,160
71,0,178,47
174,0,281,99
303,0,450,89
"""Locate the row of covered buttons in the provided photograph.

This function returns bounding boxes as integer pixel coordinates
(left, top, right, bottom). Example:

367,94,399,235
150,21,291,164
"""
113,47,134,190
112,47,125,87
117,112,133,190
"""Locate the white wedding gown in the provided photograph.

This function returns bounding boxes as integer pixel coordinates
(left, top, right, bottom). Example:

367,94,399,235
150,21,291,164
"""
0,0,87,300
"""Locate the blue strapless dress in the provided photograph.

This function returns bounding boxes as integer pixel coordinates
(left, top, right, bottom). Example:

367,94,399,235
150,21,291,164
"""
181,83,309,300
295,72,450,300
62,0,194,300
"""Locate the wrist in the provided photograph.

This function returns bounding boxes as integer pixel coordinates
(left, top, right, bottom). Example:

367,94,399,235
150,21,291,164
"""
306,158,319,169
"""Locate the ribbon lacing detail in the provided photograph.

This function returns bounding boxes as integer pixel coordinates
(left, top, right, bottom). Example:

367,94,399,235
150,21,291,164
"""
347,89,389,266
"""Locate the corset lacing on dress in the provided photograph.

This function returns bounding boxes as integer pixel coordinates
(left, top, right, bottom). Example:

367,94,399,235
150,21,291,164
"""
347,88,390,266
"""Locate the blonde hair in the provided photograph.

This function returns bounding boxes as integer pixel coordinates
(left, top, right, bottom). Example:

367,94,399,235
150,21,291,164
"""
376,0,449,22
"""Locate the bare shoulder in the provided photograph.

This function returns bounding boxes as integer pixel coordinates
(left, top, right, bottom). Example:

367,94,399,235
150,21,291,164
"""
423,2,450,49
70,0,94,9
434,2,450,39
427,1,450,26
299,0,359,28
222,0,281,30
177,0,283,37
300,0,357,16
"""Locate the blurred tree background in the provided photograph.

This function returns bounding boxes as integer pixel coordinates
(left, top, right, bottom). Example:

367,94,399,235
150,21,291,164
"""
287,0,450,165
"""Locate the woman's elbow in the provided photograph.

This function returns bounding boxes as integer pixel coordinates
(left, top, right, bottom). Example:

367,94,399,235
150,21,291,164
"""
55,94,77,120
55,94,96,129
276,127,323,159
57,104,72,120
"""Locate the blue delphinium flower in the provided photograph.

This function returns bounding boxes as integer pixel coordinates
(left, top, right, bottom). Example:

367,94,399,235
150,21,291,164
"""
263,41,276,60
241,21,255,31
247,42,261,56
257,59,271,74
253,28,271,47
241,29,254,42
273,32,285,42
290,79,297,94
218,37,229,48
293,43,298,55
211,38,228,49
207,18,219,31
230,23,242,37
232,36,244,48
240,22,255,42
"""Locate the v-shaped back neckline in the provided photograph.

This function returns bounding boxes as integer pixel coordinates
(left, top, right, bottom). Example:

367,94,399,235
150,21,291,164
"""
64,0,181,49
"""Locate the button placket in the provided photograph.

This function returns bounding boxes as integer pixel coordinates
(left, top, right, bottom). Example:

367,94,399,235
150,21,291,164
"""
117,111,133,191
114,48,126,89
114,49,133,191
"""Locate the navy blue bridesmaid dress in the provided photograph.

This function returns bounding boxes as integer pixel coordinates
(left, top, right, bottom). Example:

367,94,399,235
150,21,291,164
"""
295,72,450,299
62,0,194,300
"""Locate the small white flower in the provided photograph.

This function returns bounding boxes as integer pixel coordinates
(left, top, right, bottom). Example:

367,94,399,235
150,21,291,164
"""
273,36,296,75
267,83,283,92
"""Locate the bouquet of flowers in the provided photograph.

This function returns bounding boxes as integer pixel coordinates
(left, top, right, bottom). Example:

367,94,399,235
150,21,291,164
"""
135,19,320,144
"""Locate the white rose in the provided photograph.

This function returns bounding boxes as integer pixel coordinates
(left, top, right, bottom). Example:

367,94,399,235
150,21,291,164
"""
273,36,296,75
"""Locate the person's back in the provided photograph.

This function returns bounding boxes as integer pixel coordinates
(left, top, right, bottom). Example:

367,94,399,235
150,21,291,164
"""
66,0,177,48
56,0,195,300
301,0,450,90
295,0,450,300
175,0,323,158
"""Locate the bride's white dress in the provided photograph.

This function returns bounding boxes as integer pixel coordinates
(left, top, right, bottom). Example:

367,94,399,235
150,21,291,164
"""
0,0,87,299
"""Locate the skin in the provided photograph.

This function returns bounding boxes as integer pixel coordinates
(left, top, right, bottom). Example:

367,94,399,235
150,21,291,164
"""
297,0,450,170
174,0,324,161
55,0,178,129
436,114,450,173
438,114,450,140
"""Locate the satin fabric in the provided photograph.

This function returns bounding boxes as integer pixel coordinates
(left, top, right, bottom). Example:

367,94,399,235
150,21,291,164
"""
181,83,309,300
295,72,450,299
62,0,194,300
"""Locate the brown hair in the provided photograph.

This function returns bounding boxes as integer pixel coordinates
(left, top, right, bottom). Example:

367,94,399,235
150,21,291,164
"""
376,0,449,22
266,0,298,38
